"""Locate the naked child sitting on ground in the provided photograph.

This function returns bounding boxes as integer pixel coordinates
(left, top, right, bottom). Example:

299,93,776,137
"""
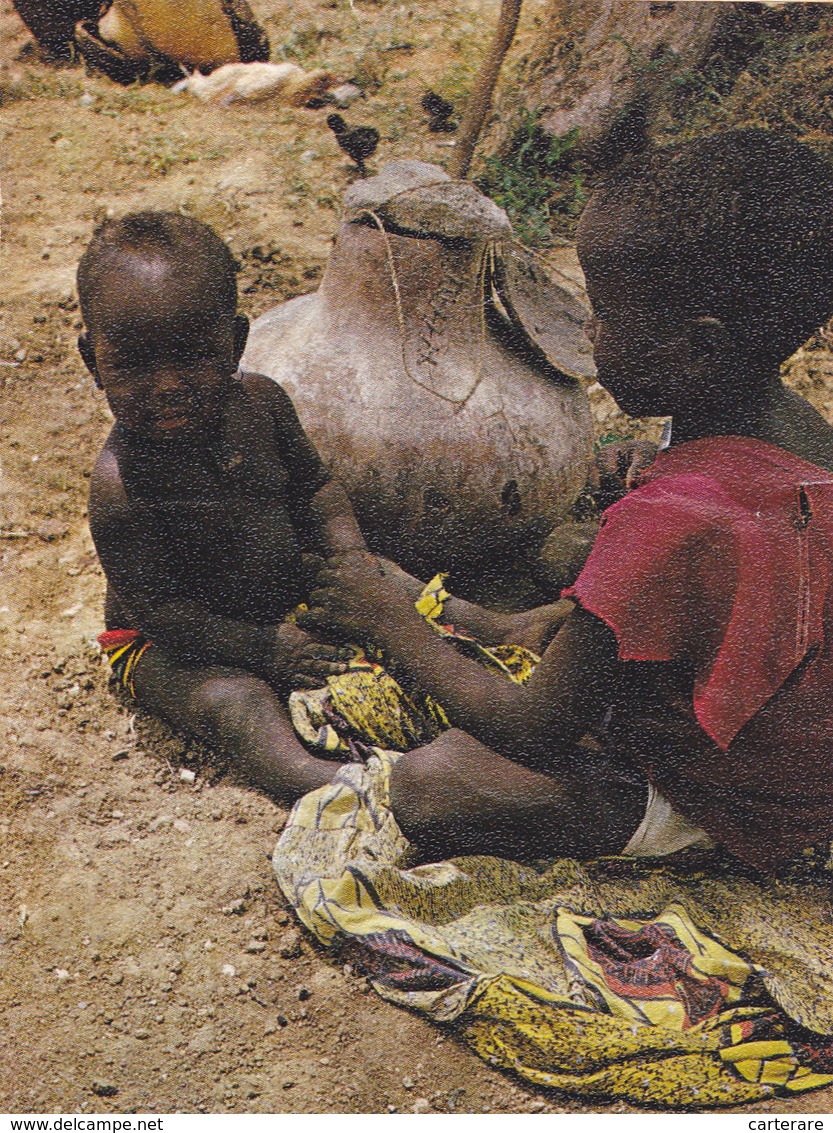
79,210,372,799
80,209,577,802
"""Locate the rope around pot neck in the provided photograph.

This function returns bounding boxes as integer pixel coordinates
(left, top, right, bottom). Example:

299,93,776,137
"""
359,207,488,411
356,176,585,291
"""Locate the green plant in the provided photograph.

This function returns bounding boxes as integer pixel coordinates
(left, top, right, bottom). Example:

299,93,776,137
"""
116,132,221,176
276,22,339,63
477,112,585,246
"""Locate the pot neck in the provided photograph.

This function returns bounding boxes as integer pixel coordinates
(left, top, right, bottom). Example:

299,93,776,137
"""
319,220,488,339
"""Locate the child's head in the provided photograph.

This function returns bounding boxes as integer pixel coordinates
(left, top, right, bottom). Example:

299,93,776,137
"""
575,129,833,420
77,211,247,440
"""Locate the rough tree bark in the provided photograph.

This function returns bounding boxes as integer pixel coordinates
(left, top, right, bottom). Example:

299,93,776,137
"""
499,0,758,168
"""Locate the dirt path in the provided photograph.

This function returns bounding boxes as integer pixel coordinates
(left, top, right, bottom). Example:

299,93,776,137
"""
3,0,833,1115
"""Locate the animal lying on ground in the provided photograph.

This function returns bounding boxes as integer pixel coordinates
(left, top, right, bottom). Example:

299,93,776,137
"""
173,62,336,107
326,114,380,177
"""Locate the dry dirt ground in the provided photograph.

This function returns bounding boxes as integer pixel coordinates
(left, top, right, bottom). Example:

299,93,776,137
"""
3,0,833,1116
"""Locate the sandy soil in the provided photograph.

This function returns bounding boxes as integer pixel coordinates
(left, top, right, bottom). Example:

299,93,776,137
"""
3,0,833,1115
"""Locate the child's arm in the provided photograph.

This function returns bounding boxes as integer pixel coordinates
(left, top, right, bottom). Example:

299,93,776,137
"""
301,553,621,770
368,557,573,651
307,478,367,555
90,450,346,690
244,372,367,555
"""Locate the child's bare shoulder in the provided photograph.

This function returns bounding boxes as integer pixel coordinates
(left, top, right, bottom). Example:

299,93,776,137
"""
240,370,298,423
237,372,326,487
90,436,128,512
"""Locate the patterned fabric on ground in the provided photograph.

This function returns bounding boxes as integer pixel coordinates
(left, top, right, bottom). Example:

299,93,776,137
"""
98,628,152,696
556,907,749,1029
273,750,833,1107
275,573,833,1106
288,574,539,759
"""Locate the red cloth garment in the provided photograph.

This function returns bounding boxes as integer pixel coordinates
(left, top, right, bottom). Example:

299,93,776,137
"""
98,628,153,696
566,436,833,870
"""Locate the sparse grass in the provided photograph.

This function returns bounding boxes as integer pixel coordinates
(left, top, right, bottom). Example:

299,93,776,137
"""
94,82,176,116
477,112,586,246
442,58,481,102
8,66,84,103
117,132,225,176
275,20,343,63
652,7,833,154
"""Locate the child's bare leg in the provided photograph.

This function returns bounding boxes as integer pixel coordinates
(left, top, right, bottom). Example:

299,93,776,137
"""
131,649,338,805
389,728,645,862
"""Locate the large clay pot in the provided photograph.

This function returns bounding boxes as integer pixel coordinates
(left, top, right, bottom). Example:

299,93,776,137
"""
244,161,596,579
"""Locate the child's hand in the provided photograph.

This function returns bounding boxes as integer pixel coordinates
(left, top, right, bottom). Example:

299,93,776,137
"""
533,520,599,593
502,598,576,653
288,638,356,690
269,623,353,690
299,551,409,643
591,439,658,500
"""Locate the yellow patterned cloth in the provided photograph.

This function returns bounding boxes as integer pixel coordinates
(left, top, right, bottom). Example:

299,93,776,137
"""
288,574,538,760
274,751,833,1107
274,575,833,1107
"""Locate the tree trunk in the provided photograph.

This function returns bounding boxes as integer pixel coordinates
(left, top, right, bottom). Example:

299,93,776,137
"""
451,0,523,179
503,0,745,168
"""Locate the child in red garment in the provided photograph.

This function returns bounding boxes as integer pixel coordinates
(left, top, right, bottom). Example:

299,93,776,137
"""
297,129,833,872
565,436,833,870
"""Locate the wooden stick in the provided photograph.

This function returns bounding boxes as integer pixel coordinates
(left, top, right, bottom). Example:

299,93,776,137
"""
450,0,522,180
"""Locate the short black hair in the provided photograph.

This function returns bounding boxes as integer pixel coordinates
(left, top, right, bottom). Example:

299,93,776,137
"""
577,129,833,365
77,210,238,325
